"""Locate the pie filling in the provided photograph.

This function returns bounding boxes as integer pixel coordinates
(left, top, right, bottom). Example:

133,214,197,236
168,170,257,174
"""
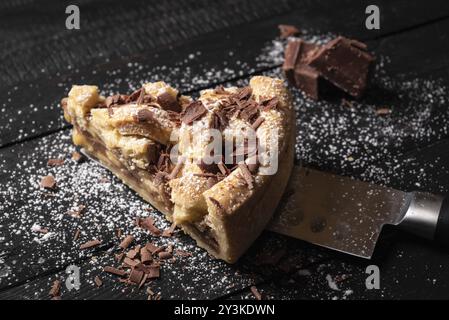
62,77,293,262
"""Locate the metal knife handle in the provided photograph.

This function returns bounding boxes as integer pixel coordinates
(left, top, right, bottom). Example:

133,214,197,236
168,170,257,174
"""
399,192,449,245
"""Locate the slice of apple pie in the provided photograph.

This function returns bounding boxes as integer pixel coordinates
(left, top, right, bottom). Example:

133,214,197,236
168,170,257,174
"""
62,76,295,263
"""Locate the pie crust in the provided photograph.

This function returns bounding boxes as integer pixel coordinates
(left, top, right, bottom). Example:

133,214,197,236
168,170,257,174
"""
62,76,295,263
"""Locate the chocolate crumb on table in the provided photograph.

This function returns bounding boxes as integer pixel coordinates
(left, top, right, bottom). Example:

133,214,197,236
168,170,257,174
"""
49,280,61,298
250,285,262,300
40,175,57,189
47,158,65,166
94,275,103,287
79,239,102,250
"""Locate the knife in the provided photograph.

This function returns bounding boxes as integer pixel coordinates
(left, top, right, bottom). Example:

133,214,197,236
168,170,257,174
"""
268,166,449,259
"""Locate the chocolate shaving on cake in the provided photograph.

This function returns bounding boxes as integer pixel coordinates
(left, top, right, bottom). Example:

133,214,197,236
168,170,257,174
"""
94,276,103,287
278,24,300,38
236,86,253,100
209,197,225,214
105,94,126,108
104,266,127,277
167,157,184,180
251,116,265,130
134,109,155,122
157,92,181,113
80,239,101,250
139,217,162,236
73,229,81,241
49,280,61,298
259,97,279,111
212,110,228,131
127,88,144,103
238,162,254,189
175,249,192,257
181,100,207,124
214,85,231,95
40,175,57,189
47,158,65,166
217,161,230,176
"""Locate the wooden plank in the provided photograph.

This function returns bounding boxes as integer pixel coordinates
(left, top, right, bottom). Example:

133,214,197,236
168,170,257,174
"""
2,1,449,147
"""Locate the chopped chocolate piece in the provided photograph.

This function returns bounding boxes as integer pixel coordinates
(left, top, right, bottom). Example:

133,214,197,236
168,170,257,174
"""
127,88,144,103
236,86,253,101
115,252,124,263
158,251,172,260
71,151,84,163
119,235,134,250
157,92,181,113
146,265,160,279
138,273,148,289
40,175,56,189
278,24,300,38
115,228,122,239
47,158,65,166
294,65,320,100
104,266,127,277
376,107,391,115
129,269,144,285
212,110,228,131
140,248,153,264
105,94,125,108
250,285,262,300
73,229,81,241
49,280,61,297
145,242,162,254
260,97,279,111
238,162,254,189
126,249,139,260
80,239,101,250
308,36,374,98
94,276,103,287
123,257,139,267
162,223,177,237
181,101,207,124
214,85,231,95
135,109,155,122
251,116,265,130
140,217,162,236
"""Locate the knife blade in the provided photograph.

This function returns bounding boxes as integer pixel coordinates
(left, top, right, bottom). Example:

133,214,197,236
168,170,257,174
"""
268,166,447,259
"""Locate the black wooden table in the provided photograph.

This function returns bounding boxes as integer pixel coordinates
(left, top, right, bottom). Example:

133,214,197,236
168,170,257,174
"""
1,0,449,300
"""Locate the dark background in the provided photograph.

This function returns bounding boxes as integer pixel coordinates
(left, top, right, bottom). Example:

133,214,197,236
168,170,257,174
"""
1,0,449,300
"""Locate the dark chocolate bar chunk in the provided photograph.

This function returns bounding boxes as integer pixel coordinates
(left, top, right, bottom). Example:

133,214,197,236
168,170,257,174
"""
283,40,319,84
282,39,302,84
294,64,320,100
308,36,374,98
